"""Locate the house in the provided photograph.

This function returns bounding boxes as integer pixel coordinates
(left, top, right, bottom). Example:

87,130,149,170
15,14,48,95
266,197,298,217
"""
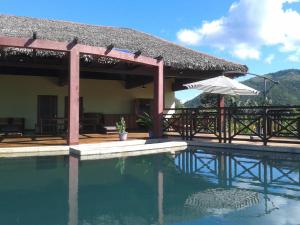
0,14,247,145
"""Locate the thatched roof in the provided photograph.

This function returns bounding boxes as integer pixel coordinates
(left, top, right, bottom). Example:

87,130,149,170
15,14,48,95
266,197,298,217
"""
0,14,247,73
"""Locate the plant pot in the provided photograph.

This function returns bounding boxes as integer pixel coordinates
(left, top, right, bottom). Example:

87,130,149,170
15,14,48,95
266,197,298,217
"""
119,132,128,141
148,131,154,139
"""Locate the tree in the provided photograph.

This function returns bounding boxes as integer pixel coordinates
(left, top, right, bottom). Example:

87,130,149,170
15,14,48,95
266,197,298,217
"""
175,98,185,108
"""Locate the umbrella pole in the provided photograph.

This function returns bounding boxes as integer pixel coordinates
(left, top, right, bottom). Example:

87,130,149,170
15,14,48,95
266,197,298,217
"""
218,94,225,142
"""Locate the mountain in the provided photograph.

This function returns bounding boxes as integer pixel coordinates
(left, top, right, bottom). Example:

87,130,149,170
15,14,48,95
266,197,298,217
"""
242,69,300,105
184,93,219,108
184,69,300,107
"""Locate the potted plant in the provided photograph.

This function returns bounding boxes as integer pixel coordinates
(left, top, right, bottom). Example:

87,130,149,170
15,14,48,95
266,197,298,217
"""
116,117,128,141
136,112,154,138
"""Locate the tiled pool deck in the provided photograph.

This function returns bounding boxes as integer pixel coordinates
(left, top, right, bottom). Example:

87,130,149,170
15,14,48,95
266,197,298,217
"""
0,132,148,147
0,134,300,158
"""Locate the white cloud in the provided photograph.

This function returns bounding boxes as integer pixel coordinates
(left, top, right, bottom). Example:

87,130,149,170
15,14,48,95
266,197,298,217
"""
232,44,260,60
265,196,300,225
287,48,300,62
177,29,201,45
177,0,300,60
264,54,275,64
288,54,300,62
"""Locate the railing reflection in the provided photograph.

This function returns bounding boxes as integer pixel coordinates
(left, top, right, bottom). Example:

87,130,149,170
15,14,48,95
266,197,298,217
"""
66,151,300,224
175,150,300,200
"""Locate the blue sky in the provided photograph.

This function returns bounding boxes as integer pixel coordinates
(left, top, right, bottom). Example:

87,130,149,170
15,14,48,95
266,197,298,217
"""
1,0,300,102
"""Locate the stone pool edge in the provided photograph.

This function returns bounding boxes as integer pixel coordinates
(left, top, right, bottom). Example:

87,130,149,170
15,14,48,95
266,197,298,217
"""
0,139,300,158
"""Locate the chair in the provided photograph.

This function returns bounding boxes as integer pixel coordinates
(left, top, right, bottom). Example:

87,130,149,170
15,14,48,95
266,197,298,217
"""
0,118,25,136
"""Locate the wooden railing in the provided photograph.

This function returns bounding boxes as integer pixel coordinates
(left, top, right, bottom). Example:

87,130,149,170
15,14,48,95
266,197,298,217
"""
37,118,67,135
37,114,139,135
163,106,300,145
163,108,222,141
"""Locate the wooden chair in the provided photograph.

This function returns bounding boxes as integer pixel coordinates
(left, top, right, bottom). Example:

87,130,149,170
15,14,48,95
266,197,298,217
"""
0,118,25,136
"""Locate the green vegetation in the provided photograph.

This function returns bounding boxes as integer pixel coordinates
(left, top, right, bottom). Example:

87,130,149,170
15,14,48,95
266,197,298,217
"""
184,69,300,108
175,98,185,108
184,93,218,108
136,112,153,131
242,69,300,105
115,158,126,175
116,117,126,133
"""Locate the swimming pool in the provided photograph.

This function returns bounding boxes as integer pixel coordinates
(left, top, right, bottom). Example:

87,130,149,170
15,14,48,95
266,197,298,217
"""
1,148,300,225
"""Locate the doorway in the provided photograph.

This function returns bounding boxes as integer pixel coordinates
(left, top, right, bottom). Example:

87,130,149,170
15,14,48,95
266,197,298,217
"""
37,95,58,120
37,95,58,134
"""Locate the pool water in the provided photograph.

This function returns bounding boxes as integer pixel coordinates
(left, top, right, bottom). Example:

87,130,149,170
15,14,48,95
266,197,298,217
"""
1,149,300,225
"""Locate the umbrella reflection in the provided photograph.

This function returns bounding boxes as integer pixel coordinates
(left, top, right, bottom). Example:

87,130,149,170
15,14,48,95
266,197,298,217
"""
185,188,260,215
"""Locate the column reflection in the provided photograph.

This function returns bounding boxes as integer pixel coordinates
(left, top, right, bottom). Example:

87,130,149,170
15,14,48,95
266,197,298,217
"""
158,170,164,225
68,155,79,225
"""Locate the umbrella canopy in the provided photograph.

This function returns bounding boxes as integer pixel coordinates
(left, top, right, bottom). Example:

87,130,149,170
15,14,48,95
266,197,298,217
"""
184,75,259,96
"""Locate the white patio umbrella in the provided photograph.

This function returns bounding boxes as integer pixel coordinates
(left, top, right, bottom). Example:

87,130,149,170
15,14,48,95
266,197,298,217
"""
183,75,259,96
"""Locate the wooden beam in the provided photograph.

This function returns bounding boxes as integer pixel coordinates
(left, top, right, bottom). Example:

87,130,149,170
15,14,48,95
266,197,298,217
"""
68,49,80,145
166,68,223,78
32,32,37,40
0,65,145,81
67,37,79,50
0,64,227,90
134,50,142,58
0,60,225,79
0,36,71,51
58,70,68,86
82,64,155,76
124,76,153,89
155,55,163,61
76,44,158,66
172,79,197,91
105,44,114,55
0,36,159,67
0,36,229,80
153,60,164,138
0,65,64,77
0,60,152,74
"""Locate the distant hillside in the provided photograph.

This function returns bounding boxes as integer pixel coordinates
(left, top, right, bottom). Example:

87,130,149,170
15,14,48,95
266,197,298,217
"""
243,69,300,105
184,69,300,107
184,93,219,108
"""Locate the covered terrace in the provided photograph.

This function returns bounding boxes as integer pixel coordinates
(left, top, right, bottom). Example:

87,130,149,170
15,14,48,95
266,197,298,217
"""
0,15,246,147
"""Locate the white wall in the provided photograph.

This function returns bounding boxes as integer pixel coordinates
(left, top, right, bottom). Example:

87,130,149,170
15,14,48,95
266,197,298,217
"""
0,75,175,129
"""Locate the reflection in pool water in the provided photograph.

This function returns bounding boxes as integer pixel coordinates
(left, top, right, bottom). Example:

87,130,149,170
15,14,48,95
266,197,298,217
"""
1,149,300,225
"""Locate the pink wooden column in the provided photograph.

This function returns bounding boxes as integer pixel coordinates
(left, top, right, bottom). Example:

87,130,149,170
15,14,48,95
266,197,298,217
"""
153,61,164,138
68,49,80,145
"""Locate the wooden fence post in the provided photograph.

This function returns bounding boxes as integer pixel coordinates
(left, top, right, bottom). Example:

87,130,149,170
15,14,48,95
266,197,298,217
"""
223,108,227,143
228,108,232,143
263,107,268,146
